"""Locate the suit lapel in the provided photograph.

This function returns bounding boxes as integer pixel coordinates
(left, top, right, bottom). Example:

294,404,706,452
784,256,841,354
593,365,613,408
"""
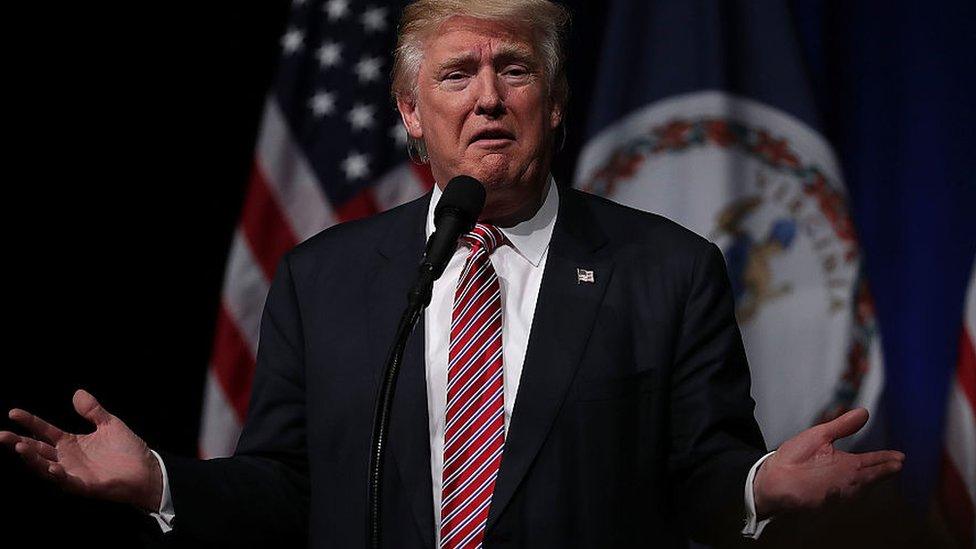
367,194,436,548
486,188,614,533
362,188,614,542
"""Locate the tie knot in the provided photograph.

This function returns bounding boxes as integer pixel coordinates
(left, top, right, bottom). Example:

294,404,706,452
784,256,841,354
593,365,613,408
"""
462,223,506,255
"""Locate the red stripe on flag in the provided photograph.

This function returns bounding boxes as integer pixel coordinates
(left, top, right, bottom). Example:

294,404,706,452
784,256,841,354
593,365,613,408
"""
210,304,256,423
939,452,975,549
410,163,436,191
335,187,379,222
241,163,299,280
957,327,976,411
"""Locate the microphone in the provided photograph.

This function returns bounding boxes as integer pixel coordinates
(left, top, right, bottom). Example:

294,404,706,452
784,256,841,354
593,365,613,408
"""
369,175,485,548
408,175,486,309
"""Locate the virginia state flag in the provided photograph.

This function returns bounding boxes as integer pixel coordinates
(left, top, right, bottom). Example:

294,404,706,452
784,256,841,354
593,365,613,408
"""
572,0,883,449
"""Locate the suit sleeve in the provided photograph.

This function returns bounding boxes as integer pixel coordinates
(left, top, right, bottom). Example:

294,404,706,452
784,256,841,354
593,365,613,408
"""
159,254,310,547
668,242,767,546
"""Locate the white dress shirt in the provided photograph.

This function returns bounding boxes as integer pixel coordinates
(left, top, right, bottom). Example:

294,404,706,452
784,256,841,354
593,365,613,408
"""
425,177,559,541
151,176,772,540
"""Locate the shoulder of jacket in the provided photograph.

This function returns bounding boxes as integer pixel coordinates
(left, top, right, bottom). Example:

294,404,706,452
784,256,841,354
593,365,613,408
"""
283,193,428,274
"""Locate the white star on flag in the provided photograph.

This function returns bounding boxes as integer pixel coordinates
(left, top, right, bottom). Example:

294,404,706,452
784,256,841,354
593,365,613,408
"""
281,28,304,54
361,6,388,33
348,103,376,131
324,0,349,22
309,91,336,117
316,41,342,69
341,151,370,180
354,56,383,83
315,42,342,69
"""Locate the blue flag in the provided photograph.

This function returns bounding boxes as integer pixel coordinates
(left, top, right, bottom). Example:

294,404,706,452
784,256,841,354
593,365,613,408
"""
570,0,976,522
574,0,884,456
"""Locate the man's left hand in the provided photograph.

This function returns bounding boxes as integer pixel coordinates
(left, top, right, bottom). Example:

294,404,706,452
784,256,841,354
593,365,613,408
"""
753,407,905,519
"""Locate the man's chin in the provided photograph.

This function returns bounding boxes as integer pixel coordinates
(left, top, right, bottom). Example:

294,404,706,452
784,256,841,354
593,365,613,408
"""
461,156,514,188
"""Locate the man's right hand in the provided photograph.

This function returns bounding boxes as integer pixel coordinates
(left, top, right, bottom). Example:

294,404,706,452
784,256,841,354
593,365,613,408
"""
0,389,162,513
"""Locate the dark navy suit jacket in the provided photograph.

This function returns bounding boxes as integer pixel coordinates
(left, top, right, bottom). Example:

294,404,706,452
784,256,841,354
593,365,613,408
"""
158,186,767,548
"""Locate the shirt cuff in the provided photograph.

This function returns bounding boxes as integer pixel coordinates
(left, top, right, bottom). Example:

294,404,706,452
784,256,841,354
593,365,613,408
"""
742,450,776,539
147,449,176,533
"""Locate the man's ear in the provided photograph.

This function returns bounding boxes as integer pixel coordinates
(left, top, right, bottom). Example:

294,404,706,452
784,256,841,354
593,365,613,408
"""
549,101,563,130
396,95,424,139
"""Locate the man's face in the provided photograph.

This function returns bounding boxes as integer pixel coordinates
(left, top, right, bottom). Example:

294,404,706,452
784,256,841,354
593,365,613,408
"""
397,17,562,222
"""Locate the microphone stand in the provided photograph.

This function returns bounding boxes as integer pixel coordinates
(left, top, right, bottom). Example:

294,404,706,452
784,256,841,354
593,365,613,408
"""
365,174,484,548
366,264,437,549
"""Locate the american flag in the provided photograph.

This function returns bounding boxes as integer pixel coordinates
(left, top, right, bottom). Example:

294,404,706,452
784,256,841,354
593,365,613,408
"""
198,0,432,459
939,262,976,548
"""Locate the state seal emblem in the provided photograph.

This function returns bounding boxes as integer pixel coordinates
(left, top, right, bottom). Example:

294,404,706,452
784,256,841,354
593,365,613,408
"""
575,91,883,447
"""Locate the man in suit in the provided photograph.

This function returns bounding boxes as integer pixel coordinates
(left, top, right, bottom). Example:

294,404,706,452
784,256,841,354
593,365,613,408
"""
1,1,905,547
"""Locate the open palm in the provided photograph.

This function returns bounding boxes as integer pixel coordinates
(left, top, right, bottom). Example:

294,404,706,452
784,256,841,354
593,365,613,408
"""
754,408,905,518
0,389,161,511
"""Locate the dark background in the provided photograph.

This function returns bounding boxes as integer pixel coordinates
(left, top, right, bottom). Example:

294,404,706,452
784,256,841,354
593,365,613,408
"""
2,1,292,542
2,1,972,547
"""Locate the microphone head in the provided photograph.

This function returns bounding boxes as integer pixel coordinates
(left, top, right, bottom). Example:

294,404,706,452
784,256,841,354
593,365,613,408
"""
434,175,486,230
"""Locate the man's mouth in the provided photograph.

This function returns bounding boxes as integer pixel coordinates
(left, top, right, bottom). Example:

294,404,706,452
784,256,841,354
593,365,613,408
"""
470,128,515,147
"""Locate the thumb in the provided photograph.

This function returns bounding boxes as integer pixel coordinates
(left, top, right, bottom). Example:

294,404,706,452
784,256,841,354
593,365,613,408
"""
72,389,114,427
819,407,869,441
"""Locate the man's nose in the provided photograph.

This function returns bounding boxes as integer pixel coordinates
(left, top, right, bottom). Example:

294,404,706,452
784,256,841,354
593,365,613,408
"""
474,69,504,118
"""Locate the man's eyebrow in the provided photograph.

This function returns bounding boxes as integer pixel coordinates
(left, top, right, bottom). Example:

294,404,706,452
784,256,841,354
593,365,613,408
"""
493,44,535,63
436,52,478,72
435,45,537,72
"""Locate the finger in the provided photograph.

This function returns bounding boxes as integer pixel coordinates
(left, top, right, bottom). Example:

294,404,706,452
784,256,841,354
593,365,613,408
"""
1,432,60,462
11,441,82,493
48,461,67,480
17,437,59,461
818,407,869,441
15,442,60,481
46,462,87,494
0,430,24,449
852,460,903,492
7,408,67,445
72,389,114,427
857,450,906,468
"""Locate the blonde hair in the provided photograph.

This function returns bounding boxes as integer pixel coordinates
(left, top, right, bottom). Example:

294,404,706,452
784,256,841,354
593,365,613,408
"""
391,0,571,108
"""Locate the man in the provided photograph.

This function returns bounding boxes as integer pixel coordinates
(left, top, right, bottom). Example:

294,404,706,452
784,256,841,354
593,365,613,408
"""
1,1,904,547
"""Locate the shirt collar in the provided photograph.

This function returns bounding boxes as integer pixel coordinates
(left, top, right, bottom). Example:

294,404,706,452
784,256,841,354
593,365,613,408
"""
426,175,559,268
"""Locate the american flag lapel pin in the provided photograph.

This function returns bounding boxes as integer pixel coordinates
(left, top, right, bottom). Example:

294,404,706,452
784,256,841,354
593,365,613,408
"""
577,268,595,284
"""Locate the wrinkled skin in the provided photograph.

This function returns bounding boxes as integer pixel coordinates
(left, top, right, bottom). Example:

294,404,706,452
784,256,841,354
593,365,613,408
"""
396,16,562,226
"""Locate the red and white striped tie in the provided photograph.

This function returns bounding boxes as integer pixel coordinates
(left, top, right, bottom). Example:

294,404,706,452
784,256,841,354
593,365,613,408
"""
440,223,507,549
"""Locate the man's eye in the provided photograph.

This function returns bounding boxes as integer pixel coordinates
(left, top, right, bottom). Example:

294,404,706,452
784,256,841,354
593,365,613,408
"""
503,67,529,78
444,72,467,81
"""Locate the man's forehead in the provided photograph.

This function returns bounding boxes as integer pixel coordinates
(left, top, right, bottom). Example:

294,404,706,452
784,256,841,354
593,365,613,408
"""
422,17,537,63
